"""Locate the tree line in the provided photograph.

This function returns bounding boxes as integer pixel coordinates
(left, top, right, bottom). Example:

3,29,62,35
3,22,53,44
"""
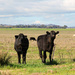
0,24,67,28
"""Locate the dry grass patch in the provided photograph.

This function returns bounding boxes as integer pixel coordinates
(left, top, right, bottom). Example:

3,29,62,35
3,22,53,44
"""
0,51,11,65
0,70,12,75
0,28,75,75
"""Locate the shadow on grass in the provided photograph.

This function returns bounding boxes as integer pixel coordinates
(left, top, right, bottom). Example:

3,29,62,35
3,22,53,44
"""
9,64,27,68
73,59,75,62
44,60,58,65
1,59,75,68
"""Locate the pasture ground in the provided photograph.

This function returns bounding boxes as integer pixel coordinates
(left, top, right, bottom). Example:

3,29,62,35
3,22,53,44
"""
0,28,75,75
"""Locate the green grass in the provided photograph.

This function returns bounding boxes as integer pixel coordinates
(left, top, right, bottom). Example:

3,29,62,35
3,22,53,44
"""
0,28,75,31
0,28,75,75
0,61,75,75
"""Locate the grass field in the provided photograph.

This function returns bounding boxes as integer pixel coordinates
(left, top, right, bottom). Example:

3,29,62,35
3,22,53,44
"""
0,28,75,75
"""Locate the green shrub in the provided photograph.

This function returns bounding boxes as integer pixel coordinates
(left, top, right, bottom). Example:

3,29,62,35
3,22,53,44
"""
0,51,11,65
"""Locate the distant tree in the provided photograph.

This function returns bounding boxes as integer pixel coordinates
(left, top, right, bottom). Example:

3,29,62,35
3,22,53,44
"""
0,24,68,28
63,25,67,29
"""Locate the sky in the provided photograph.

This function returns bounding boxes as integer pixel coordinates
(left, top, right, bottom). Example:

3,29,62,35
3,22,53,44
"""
0,0,75,27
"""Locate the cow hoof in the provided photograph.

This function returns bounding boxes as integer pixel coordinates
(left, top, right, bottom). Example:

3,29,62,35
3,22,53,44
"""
42,60,46,63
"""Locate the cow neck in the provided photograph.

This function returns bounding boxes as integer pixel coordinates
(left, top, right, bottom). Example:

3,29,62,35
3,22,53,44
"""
47,35,54,44
50,36,54,44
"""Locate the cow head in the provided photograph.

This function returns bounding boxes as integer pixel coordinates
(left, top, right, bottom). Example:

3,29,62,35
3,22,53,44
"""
15,33,27,45
46,30,59,40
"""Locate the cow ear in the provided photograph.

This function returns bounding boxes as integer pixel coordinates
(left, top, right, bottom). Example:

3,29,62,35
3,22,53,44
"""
15,35,18,39
24,35,27,38
55,31,59,35
46,31,50,34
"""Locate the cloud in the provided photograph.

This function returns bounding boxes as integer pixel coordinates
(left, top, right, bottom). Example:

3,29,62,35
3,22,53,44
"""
62,0,75,12
34,21,41,24
0,0,75,26
0,15,13,17
0,0,75,16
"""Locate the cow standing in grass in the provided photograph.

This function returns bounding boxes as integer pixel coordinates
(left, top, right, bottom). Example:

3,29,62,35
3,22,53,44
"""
14,33,29,64
37,31,59,63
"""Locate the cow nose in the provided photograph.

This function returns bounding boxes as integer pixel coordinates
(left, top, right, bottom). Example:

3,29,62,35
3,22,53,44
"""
52,35,54,37
19,43,21,45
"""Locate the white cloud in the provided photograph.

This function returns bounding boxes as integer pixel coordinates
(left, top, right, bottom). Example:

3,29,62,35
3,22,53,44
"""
0,0,75,16
0,15,13,17
34,21,41,24
0,8,4,11
63,0,75,11
0,0,75,26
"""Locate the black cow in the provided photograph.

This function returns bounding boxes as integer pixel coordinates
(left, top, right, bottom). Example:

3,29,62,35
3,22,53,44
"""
37,30,59,63
14,33,29,64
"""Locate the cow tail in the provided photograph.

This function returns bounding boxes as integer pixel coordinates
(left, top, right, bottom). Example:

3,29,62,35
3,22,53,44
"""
30,37,37,41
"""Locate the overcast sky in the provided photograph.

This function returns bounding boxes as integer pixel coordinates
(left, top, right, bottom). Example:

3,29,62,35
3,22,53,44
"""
0,0,75,27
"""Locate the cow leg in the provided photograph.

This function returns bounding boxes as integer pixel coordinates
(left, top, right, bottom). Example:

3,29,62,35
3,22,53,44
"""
43,51,47,63
25,54,26,64
39,50,42,59
49,50,53,63
17,52,21,64
39,50,44,63
52,45,55,61
22,52,26,64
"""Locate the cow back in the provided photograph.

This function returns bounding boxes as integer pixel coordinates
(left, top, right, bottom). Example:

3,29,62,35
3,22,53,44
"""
37,34,52,52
